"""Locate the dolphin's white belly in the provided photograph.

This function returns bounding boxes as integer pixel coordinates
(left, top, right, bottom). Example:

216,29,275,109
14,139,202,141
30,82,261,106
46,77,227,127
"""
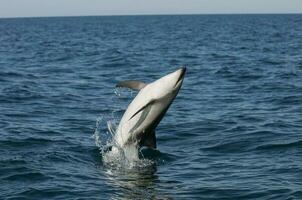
115,89,148,147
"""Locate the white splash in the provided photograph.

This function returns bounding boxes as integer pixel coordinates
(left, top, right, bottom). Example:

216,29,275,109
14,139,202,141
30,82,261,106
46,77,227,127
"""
93,88,154,169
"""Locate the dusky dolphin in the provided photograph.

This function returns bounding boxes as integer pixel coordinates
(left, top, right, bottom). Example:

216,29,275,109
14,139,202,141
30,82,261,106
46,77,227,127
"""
113,67,186,151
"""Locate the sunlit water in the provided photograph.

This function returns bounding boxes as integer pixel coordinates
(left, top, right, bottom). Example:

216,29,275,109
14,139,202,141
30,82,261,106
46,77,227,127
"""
1,14,302,199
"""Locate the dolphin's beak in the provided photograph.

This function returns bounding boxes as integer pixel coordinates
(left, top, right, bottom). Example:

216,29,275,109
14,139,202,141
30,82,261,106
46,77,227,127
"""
179,67,186,80
175,67,186,87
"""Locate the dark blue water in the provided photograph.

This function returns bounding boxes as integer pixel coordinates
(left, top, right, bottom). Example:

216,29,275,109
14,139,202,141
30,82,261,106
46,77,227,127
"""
1,14,302,199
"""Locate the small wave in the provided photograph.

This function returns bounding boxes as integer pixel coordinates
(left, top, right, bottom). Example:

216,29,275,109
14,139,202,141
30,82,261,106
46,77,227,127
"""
1,84,44,102
256,140,302,150
17,187,72,199
0,157,27,166
210,53,238,60
276,95,302,105
258,58,285,65
0,121,9,129
0,137,53,148
276,71,298,79
0,137,71,150
3,172,49,182
202,142,248,153
0,71,24,78
214,66,232,76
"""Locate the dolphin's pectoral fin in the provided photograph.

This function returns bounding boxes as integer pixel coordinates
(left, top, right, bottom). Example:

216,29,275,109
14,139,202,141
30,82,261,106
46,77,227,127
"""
141,130,156,149
116,80,147,91
129,100,155,120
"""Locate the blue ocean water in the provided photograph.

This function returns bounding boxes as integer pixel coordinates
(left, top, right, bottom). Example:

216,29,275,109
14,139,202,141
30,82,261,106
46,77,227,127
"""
1,14,302,199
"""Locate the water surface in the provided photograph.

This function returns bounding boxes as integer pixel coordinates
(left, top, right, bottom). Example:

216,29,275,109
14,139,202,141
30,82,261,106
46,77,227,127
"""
1,14,302,199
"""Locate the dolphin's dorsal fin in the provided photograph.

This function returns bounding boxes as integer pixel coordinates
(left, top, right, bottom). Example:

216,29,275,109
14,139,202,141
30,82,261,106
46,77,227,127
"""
141,130,156,149
116,80,147,91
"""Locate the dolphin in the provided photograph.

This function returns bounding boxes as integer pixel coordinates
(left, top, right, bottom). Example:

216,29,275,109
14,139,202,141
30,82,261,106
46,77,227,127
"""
113,67,186,151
